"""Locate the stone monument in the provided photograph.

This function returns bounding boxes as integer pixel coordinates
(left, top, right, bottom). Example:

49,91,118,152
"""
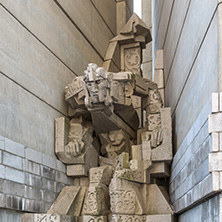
21,14,174,222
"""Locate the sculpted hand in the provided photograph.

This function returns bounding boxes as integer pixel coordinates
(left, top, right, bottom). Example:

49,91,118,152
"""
65,140,84,157
150,129,163,148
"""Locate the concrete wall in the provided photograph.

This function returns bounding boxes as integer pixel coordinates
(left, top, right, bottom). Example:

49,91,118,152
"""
0,0,132,217
150,0,222,220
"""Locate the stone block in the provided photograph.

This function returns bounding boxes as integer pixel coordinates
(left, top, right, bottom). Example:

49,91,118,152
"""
143,184,174,215
6,194,24,211
82,183,109,216
55,117,98,167
42,178,55,192
55,171,67,184
4,138,25,157
220,133,222,151
0,140,4,150
110,215,145,222
115,168,145,183
114,152,129,170
151,108,172,163
146,214,174,222
80,216,107,222
24,159,40,176
80,177,89,186
3,152,23,170
41,166,56,180
150,162,170,178
67,165,90,177
155,50,164,70
212,93,219,113
42,154,57,169
209,113,222,133
25,173,42,188
89,166,113,185
1,180,24,197
56,160,66,173
48,186,85,216
0,193,6,208
0,150,2,164
109,178,144,215
131,145,143,160
99,156,114,167
142,141,152,160
211,133,219,152
21,213,75,222
5,167,24,184
154,69,164,89
25,148,42,164
209,152,222,172
24,185,42,201
0,165,5,179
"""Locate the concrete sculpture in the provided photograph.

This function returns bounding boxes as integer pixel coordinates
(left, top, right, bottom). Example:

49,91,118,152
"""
22,13,174,222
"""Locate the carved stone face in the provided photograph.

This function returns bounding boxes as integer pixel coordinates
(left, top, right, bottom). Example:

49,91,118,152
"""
108,130,124,146
84,63,111,106
148,113,161,131
68,123,83,141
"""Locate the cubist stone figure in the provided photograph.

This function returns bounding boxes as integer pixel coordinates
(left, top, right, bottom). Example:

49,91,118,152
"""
21,13,174,222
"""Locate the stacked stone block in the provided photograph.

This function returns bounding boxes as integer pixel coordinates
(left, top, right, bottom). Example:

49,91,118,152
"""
0,135,73,213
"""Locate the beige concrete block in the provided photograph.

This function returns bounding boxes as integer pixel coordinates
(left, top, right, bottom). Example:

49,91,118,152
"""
144,184,174,215
67,165,90,177
209,152,222,172
47,186,86,216
142,0,152,28
142,141,152,160
211,133,219,152
21,214,75,222
154,69,164,89
80,215,107,222
54,117,98,167
80,178,89,186
73,178,80,186
89,166,113,185
131,145,143,160
129,159,144,171
142,61,152,80
212,93,219,113
143,41,152,64
146,214,174,222
82,183,109,216
132,96,142,109
116,1,127,34
115,168,145,183
151,108,172,163
159,88,165,106
56,0,114,58
155,50,164,69
114,152,129,169
109,178,144,215
209,113,222,133
150,162,170,178
99,156,114,167
110,214,145,222
104,41,120,69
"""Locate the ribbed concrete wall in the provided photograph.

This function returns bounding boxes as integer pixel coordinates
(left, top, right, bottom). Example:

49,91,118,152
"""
150,0,222,220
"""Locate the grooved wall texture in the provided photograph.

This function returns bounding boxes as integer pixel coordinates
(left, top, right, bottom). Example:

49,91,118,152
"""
150,0,222,219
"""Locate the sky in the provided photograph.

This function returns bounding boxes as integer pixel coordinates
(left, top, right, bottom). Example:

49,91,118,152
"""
133,0,142,18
